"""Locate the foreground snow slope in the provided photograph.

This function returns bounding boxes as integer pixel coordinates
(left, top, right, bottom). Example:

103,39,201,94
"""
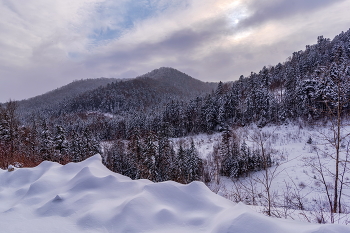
0,155,349,233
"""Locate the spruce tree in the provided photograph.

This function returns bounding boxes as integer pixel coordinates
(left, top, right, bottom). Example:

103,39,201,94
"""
39,120,54,161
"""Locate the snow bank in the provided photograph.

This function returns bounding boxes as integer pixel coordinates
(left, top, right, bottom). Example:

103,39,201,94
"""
0,155,349,233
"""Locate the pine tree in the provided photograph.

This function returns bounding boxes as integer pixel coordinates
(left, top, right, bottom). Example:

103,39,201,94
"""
220,129,241,178
219,128,231,176
204,96,217,132
81,128,100,161
27,117,40,159
175,144,186,183
69,130,82,162
229,140,240,178
187,139,202,182
107,140,127,174
239,140,250,176
39,120,54,161
53,125,68,162
127,129,143,179
142,132,157,180
156,133,173,182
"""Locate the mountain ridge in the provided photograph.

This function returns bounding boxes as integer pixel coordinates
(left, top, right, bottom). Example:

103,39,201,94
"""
17,78,117,118
17,67,217,120
59,67,217,116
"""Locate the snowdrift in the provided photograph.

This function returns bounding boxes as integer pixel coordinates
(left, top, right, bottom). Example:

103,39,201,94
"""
0,155,349,233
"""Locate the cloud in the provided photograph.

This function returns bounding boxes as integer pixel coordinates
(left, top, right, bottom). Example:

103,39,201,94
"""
1,0,350,102
79,1,244,72
237,0,346,29
79,13,235,79
0,0,99,65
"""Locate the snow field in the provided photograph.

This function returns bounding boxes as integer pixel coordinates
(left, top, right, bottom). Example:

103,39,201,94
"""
1,154,350,232
190,122,350,224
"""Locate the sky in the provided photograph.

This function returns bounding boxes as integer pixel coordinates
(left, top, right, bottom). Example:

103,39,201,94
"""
1,0,350,102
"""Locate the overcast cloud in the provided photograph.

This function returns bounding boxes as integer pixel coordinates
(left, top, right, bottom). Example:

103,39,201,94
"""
1,0,350,102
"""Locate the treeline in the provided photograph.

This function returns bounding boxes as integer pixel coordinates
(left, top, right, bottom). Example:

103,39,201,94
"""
103,127,273,184
0,101,100,169
104,134,202,184
1,101,272,184
218,129,272,179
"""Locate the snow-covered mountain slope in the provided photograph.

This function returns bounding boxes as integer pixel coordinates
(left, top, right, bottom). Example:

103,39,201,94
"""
0,155,349,233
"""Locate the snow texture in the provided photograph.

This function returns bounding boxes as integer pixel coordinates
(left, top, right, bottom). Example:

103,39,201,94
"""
0,154,349,233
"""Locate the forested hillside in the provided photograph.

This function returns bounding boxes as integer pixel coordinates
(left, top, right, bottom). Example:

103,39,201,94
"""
59,67,217,116
1,28,350,186
17,78,117,121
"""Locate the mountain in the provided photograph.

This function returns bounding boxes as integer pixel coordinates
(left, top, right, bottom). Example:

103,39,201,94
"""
58,67,217,115
17,78,116,119
139,67,216,93
17,67,216,120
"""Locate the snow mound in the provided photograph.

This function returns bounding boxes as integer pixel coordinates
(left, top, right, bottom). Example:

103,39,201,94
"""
0,155,349,233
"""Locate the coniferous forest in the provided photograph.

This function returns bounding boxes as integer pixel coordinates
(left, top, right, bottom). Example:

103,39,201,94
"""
1,28,350,184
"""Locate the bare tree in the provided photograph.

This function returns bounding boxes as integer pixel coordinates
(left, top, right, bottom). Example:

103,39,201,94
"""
245,126,282,216
309,58,350,217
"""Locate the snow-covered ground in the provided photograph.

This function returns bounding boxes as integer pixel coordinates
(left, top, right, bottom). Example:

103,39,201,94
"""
1,154,349,232
185,122,350,224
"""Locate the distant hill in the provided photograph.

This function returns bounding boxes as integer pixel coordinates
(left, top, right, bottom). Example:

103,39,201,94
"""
17,78,117,119
17,68,217,120
58,67,216,115
138,67,216,93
